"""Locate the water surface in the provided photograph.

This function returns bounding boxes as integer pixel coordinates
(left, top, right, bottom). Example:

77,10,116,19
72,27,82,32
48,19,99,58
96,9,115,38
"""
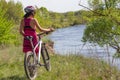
49,25,85,54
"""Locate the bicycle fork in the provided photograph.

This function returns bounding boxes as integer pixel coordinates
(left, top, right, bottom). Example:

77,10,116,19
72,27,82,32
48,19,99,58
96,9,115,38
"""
42,43,50,60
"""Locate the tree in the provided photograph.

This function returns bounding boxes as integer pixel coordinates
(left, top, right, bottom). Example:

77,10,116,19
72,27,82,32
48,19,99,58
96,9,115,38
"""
0,0,23,46
6,1,23,23
82,0,120,55
0,7,16,46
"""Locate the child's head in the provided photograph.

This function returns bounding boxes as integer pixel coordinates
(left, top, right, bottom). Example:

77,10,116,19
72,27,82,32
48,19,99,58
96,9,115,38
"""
24,6,36,18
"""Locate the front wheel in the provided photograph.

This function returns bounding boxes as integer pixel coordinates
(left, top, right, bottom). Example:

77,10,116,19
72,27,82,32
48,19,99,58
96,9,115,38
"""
24,51,37,80
41,43,51,71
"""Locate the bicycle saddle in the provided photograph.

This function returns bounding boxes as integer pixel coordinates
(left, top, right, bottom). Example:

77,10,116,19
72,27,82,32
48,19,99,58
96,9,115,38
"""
25,36,33,40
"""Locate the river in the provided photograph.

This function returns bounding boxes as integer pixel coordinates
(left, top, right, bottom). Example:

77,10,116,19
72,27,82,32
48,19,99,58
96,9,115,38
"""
49,25,120,68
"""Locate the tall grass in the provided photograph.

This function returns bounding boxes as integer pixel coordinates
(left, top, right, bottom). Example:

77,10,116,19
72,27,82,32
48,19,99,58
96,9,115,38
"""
0,46,120,80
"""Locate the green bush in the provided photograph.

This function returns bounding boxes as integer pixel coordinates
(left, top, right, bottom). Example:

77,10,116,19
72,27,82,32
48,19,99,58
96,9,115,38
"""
0,7,16,46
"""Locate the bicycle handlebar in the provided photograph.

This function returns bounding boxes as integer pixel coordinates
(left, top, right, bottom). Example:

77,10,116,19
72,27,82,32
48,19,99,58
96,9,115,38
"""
37,31,54,40
37,28,54,36
37,31,53,37
37,32,48,37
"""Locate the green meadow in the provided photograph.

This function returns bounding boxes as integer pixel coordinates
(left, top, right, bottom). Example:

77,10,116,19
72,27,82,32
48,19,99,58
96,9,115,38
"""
0,46,120,80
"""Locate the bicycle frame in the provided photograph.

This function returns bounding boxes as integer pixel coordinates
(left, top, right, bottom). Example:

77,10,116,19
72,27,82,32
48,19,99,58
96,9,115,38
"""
27,32,51,66
29,36,43,64
34,40,42,62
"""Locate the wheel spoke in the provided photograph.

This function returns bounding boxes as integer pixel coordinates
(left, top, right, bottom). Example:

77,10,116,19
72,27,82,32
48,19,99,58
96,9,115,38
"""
24,52,37,80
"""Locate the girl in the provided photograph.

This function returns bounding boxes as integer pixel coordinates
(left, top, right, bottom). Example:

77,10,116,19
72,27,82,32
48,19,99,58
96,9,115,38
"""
19,6,53,54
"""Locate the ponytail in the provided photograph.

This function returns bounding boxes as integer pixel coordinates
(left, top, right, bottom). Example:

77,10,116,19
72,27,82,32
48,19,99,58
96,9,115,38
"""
24,12,35,18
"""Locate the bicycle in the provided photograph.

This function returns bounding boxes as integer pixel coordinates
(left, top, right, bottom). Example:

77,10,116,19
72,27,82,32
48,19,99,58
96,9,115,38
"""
24,32,51,80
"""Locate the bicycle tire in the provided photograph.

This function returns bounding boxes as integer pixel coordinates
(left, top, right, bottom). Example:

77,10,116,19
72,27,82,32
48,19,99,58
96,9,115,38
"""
41,43,51,71
24,51,37,80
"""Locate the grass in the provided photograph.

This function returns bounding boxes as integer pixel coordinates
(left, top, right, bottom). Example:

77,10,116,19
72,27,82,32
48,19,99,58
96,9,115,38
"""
0,46,120,80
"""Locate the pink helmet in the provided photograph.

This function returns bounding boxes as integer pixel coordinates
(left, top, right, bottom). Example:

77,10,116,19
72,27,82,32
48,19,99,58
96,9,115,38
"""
24,6,35,13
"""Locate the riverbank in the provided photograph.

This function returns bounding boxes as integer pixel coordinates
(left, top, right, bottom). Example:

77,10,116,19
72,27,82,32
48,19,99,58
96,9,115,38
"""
0,46,120,80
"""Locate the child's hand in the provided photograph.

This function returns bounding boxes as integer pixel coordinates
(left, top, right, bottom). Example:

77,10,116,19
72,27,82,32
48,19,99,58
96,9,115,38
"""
49,28,55,32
